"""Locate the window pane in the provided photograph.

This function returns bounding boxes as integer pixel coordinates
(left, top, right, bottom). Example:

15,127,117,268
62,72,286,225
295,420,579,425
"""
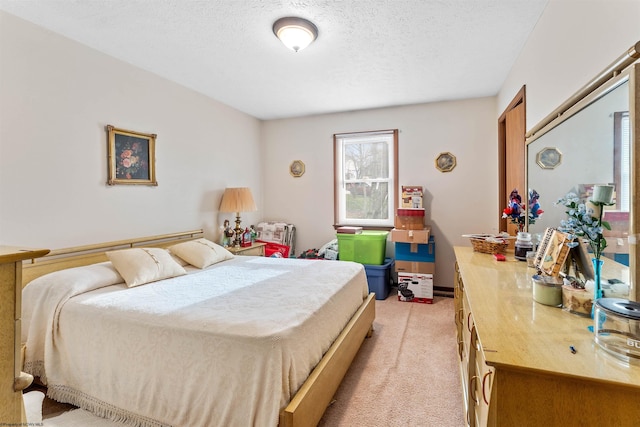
345,182,389,220
343,141,389,180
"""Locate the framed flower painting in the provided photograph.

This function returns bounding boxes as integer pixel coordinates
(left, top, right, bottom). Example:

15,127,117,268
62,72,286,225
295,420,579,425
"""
107,125,157,186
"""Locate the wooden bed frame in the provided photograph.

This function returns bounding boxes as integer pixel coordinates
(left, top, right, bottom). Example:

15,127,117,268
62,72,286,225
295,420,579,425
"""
21,229,375,427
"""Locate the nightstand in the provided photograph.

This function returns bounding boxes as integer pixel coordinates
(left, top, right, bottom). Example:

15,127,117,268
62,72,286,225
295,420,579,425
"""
227,242,266,256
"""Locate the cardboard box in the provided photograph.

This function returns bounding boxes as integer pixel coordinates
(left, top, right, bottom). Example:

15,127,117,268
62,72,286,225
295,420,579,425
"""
395,260,435,274
401,186,423,209
391,227,431,243
394,236,435,263
397,272,433,303
394,208,425,230
603,230,629,254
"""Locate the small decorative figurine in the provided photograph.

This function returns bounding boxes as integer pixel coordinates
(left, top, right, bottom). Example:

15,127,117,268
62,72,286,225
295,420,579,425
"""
241,227,252,247
222,219,234,247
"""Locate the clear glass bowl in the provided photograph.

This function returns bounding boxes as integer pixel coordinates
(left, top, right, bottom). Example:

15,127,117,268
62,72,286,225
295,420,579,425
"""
594,298,640,363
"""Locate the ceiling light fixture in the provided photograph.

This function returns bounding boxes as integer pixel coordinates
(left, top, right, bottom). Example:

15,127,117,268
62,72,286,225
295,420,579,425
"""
273,17,318,52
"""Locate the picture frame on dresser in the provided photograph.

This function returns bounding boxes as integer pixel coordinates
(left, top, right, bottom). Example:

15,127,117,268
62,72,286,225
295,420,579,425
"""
107,125,157,186
534,227,571,277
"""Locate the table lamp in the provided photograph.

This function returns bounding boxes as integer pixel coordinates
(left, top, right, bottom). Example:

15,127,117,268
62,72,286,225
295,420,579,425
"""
219,187,257,247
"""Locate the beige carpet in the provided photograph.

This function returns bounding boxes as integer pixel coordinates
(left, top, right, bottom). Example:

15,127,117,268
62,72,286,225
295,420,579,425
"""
41,295,464,426
318,295,465,427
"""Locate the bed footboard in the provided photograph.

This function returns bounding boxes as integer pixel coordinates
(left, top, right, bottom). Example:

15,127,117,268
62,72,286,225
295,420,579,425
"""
279,292,376,427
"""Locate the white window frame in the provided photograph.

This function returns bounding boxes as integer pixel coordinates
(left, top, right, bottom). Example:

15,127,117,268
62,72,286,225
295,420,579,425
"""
333,129,398,227
614,111,630,212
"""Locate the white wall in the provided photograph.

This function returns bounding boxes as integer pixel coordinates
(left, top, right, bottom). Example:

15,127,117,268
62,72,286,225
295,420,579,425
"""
498,0,640,131
2,0,637,289
0,12,263,248
261,98,498,288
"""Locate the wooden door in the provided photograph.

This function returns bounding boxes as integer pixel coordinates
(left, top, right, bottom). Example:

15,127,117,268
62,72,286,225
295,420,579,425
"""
498,87,526,236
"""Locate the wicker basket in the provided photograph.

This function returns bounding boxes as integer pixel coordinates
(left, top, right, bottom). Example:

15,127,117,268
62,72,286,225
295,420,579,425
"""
469,237,508,254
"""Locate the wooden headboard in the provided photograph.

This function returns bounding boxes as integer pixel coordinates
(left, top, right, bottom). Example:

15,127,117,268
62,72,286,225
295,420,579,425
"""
21,229,204,287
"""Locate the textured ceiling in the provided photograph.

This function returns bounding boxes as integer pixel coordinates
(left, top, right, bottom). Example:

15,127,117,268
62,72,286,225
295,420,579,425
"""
0,0,548,120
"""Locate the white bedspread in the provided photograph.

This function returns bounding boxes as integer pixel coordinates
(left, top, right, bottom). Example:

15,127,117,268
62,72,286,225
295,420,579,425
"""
22,256,368,427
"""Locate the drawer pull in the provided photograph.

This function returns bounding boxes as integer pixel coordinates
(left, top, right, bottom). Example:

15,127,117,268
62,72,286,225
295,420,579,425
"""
470,326,478,350
469,375,480,405
482,370,493,405
467,312,474,332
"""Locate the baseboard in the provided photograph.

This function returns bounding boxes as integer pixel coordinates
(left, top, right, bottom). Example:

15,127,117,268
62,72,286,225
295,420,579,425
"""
434,286,454,298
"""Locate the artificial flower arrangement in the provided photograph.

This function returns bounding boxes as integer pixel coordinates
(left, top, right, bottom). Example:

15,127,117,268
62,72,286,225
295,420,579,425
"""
502,188,544,233
555,187,611,258
555,185,613,316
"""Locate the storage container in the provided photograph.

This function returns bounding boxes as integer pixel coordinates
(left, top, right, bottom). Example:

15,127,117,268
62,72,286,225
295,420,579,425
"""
514,232,533,261
394,236,435,263
364,258,394,300
562,285,592,316
257,240,291,258
390,227,431,244
532,275,563,307
395,260,434,274
397,271,433,303
394,208,425,230
401,186,423,209
337,230,388,265
594,298,640,363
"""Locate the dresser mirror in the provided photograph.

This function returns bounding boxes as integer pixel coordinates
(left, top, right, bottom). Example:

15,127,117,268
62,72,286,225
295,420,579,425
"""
526,62,638,301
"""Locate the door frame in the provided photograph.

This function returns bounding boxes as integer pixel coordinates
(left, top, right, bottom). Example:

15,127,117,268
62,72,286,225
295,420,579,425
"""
498,86,526,232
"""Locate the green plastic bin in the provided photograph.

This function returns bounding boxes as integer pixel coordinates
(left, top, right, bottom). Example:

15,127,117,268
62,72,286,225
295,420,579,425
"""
336,230,388,265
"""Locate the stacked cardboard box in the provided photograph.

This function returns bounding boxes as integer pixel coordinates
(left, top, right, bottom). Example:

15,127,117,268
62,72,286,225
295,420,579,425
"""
393,186,435,303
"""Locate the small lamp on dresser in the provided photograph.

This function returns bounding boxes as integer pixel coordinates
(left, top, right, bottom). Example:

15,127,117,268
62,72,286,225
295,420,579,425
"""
219,187,257,247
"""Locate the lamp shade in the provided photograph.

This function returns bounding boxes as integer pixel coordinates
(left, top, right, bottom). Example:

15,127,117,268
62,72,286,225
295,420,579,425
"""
219,187,257,213
273,17,318,52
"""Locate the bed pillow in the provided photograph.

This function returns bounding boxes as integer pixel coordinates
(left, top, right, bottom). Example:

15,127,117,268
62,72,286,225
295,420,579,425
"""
169,238,235,268
106,248,187,287
168,250,190,267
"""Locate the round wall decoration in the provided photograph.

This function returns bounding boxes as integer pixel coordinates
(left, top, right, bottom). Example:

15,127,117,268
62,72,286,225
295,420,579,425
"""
289,160,305,177
435,152,456,172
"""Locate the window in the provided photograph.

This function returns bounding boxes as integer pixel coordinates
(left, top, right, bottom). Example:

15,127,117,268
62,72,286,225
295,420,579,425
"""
613,111,630,211
333,130,398,227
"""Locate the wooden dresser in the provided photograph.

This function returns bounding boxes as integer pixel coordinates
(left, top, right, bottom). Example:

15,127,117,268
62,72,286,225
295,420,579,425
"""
454,246,640,427
0,246,49,424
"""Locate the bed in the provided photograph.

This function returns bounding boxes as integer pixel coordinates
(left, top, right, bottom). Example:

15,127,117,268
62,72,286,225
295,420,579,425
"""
20,230,375,427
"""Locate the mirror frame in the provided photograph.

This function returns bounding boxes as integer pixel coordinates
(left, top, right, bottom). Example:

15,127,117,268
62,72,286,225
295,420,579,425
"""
525,61,639,302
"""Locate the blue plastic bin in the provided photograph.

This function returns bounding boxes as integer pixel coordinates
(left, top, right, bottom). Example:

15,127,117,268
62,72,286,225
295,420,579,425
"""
364,258,394,300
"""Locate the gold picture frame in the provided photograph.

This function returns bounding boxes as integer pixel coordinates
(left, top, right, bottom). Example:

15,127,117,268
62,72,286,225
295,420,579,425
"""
107,125,157,186
536,147,562,169
435,152,456,172
290,160,305,177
